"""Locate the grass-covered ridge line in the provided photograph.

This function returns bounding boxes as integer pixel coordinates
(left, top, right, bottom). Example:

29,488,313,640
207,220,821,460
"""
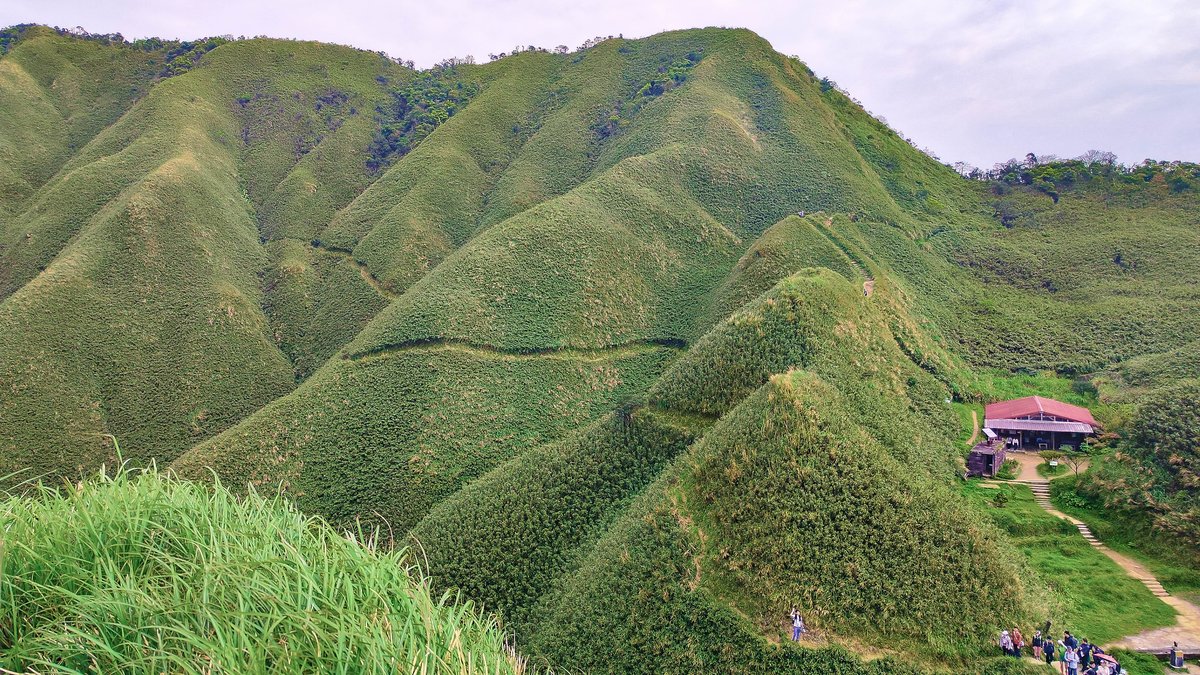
412,271,1038,669
0,464,523,674
3,23,1199,673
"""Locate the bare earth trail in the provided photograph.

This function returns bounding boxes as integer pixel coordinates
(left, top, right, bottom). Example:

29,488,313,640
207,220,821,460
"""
309,241,401,301
815,217,874,297
966,410,979,447
347,337,686,363
991,454,1200,655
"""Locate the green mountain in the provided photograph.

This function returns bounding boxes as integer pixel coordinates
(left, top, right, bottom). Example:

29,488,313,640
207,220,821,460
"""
2,23,1196,672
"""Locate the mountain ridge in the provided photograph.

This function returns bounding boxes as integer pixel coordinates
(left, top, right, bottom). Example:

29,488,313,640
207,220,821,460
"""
1,23,1196,672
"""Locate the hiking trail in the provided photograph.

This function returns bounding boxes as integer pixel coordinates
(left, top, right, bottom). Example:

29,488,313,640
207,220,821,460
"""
346,337,687,363
309,241,400,301
987,459,1200,655
813,217,874,297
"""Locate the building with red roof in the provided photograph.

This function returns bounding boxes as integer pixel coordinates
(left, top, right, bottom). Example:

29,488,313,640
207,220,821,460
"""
983,395,1097,451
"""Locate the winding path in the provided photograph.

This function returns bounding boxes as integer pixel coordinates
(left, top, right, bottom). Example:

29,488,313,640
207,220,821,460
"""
994,455,1200,655
309,241,400,301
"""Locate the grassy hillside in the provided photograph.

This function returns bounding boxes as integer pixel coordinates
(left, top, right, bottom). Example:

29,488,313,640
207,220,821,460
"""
410,272,1038,670
0,33,419,480
410,407,699,632
172,343,676,529
0,465,523,674
7,24,1195,485
2,24,1197,674
0,26,160,231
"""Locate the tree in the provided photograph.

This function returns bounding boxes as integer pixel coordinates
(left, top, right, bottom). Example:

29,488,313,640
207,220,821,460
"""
1077,149,1117,167
1061,451,1087,477
953,161,978,177
1038,450,1065,475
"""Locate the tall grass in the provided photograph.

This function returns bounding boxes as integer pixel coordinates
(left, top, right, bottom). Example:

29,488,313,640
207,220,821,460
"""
0,464,524,674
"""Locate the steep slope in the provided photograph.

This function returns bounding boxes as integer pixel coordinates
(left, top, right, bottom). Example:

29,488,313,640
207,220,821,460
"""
0,35,404,480
171,343,675,529
171,28,904,528
412,271,1036,671
0,27,163,292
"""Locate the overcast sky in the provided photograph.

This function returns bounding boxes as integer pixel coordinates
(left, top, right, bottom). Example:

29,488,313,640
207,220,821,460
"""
4,0,1197,167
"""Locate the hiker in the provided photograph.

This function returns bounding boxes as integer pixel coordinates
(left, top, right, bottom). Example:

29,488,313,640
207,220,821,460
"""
1078,638,1093,669
1032,629,1044,659
1065,647,1081,675
999,630,1013,656
789,608,805,641
1058,632,1077,675
1011,626,1024,657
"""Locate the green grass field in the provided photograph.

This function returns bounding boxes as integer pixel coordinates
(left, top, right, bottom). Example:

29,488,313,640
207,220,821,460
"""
1052,476,1200,600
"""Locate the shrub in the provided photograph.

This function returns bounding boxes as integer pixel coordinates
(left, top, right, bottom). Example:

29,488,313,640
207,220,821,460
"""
997,459,1020,480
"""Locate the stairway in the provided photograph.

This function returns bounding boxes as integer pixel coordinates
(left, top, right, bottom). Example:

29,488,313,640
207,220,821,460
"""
1013,479,1172,599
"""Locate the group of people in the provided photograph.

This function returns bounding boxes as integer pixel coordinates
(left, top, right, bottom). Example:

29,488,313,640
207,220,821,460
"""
999,627,1122,675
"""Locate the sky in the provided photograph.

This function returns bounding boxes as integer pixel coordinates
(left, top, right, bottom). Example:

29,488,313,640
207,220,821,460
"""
4,0,1197,168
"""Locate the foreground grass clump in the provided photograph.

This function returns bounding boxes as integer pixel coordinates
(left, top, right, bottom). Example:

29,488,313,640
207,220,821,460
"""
0,466,523,674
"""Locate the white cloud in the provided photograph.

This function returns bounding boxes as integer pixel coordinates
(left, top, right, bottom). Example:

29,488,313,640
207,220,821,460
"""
3,0,1197,165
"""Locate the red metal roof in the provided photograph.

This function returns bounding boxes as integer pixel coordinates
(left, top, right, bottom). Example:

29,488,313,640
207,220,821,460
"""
983,419,1095,434
984,396,1097,425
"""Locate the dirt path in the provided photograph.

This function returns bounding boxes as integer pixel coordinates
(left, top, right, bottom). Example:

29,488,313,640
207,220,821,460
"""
309,241,400,301
1010,452,1045,482
816,217,875,298
966,410,979,447
348,337,686,363
994,460,1200,653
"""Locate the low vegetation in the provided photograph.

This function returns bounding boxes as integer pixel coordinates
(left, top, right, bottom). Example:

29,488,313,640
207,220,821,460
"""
1075,380,1200,552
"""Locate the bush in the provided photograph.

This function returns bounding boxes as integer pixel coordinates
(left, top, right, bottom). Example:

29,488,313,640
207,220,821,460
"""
1081,380,1200,552
997,459,1020,480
